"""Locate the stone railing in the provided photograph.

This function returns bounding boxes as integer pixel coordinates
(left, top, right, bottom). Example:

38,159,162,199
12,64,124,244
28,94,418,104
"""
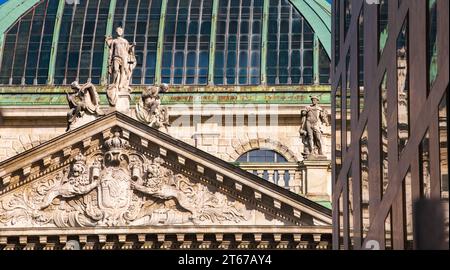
238,163,302,195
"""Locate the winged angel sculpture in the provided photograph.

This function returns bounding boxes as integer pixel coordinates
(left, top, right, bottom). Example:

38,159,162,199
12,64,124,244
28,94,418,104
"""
0,130,247,228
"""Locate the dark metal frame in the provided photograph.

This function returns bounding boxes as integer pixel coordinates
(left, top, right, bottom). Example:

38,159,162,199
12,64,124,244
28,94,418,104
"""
332,0,449,250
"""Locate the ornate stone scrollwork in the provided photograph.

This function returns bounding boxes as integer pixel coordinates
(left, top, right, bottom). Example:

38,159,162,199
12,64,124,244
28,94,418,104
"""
0,128,247,228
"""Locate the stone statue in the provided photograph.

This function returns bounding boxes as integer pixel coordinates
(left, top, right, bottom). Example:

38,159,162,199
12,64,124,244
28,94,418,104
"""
299,95,329,158
105,26,136,110
66,81,104,131
136,84,170,132
39,153,99,209
131,157,197,218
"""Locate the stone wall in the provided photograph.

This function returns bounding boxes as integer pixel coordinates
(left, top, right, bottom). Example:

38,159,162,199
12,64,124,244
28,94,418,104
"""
0,105,332,201
0,126,66,162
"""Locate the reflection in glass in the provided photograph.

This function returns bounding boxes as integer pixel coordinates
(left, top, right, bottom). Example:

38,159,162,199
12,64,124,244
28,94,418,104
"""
420,130,431,199
358,10,364,114
346,55,351,148
347,169,354,248
360,125,369,235
404,170,413,244
384,211,392,250
380,74,388,194
439,93,448,198
335,82,342,178
378,0,388,54
339,193,344,245
344,0,351,38
428,0,438,88
397,20,409,154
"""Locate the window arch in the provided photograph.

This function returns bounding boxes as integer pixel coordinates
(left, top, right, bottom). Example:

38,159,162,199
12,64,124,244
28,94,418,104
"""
237,149,288,163
237,148,291,188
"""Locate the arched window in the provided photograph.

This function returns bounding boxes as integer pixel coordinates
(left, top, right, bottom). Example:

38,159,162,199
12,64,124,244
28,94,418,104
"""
237,149,291,188
237,149,287,163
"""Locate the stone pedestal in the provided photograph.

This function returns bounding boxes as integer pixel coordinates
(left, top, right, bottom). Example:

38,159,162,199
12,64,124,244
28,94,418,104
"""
299,158,332,202
115,92,131,114
69,113,98,131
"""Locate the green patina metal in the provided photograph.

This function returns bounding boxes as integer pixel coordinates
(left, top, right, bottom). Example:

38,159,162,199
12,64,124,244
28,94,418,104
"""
0,34,4,68
101,0,118,85
0,0,41,67
47,0,66,85
260,0,269,85
429,0,438,85
154,0,167,85
207,0,219,85
313,34,320,84
289,0,331,57
379,29,388,53
317,201,332,210
0,0,41,34
0,91,331,106
0,84,331,94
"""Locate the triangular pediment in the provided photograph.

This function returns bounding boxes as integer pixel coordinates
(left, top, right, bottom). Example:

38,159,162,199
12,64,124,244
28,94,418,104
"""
0,112,331,230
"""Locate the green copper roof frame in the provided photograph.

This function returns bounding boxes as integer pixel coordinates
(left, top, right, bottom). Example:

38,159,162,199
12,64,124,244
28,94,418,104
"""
47,0,66,85
0,0,41,74
0,0,331,86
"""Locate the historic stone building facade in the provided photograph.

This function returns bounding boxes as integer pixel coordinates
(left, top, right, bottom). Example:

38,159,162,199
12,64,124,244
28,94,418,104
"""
0,0,334,249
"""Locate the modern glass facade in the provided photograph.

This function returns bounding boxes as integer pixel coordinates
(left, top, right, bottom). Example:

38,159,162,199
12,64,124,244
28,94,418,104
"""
332,0,449,250
0,0,331,86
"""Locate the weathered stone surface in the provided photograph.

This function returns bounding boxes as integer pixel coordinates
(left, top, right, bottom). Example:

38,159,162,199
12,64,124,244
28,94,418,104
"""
0,114,333,232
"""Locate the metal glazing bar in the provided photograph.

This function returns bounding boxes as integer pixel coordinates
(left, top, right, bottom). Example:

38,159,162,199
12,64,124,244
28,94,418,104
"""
101,0,118,85
314,33,320,85
207,0,219,85
154,0,167,85
260,0,269,85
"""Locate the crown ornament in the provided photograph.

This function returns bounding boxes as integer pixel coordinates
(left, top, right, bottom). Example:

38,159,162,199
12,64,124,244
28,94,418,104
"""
104,128,129,165
105,130,129,151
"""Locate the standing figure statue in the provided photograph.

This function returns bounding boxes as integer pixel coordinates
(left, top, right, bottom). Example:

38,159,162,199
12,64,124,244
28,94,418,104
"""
66,81,104,131
136,84,170,132
299,95,329,158
105,26,136,107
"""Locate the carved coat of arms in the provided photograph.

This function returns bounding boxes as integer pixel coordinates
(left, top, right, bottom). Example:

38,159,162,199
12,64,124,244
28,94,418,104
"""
0,129,247,228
